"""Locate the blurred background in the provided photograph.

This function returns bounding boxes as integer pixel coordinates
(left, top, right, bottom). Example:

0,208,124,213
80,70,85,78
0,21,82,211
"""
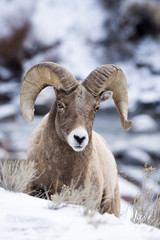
0,0,160,203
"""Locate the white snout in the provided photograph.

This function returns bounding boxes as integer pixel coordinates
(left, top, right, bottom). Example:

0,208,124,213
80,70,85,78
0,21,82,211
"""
67,126,89,152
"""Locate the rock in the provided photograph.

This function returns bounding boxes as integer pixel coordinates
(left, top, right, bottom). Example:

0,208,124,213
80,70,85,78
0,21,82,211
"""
0,104,19,121
130,134,160,161
0,147,8,159
0,132,6,144
117,147,152,166
0,93,12,104
0,66,13,81
0,81,19,104
131,114,158,133
135,37,160,74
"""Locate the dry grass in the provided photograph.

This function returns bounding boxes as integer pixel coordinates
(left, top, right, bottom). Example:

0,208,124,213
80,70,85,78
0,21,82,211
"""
0,159,37,193
49,180,114,228
50,179,101,216
132,164,160,228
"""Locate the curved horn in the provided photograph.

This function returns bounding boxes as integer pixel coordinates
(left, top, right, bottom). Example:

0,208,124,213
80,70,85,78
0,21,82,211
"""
20,62,78,122
83,64,132,131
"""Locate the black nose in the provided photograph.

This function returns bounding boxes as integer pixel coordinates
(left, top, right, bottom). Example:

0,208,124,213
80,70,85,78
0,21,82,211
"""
74,135,86,145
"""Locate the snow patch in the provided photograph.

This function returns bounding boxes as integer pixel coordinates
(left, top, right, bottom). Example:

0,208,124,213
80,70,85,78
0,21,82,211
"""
123,148,152,165
0,104,19,121
0,0,34,39
132,114,158,133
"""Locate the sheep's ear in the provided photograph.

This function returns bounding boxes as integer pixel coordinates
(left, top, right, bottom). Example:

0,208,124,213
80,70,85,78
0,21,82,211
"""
100,90,113,102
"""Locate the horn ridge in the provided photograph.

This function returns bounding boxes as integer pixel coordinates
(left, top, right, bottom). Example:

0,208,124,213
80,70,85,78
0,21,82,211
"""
20,62,78,122
83,64,132,131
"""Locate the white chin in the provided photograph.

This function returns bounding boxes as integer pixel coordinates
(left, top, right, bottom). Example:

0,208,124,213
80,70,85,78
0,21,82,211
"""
71,145,86,152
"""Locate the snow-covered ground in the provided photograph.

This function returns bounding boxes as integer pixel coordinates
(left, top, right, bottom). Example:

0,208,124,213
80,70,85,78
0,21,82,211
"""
0,188,160,240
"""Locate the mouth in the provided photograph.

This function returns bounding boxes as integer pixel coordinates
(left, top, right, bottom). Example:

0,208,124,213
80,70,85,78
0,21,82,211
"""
75,145,83,149
73,145,85,152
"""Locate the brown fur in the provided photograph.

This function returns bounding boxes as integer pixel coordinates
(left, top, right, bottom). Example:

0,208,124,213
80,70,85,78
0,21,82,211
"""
27,84,120,217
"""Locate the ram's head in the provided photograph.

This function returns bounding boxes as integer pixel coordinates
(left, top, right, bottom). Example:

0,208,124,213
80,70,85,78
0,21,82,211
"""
20,62,132,152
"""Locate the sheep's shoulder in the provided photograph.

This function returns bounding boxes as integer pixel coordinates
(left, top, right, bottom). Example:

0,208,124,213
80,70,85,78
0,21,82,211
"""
89,131,118,191
27,114,49,158
92,130,116,166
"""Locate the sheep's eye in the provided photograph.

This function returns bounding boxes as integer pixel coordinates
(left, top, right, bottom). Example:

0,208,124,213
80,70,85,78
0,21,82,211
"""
57,102,64,109
94,106,99,113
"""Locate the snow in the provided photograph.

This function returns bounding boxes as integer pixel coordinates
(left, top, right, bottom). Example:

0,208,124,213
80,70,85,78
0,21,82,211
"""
118,62,160,112
24,0,107,78
0,104,19,120
0,188,160,240
131,134,160,156
35,87,55,105
123,148,152,164
120,166,144,184
0,0,34,38
132,114,158,133
0,66,12,80
0,81,19,95
112,133,160,157
1,0,160,111
119,176,140,198
136,37,160,73
0,148,7,159
0,0,107,79
32,0,106,45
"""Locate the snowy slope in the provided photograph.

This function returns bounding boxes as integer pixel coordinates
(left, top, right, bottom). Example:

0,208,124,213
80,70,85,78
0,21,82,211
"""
0,188,160,240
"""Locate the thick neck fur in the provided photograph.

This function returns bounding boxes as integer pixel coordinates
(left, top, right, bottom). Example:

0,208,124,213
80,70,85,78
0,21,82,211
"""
44,104,93,192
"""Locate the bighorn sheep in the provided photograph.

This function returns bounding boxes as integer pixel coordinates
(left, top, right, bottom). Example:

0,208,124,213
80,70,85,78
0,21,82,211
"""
20,62,132,217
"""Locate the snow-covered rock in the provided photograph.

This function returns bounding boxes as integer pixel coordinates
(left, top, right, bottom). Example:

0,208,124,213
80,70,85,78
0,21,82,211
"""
119,148,152,166
0,66,13,81
0,0,34,39
132,114,158,133
136,37,160,74
0,104,19,121
0,148,8,159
